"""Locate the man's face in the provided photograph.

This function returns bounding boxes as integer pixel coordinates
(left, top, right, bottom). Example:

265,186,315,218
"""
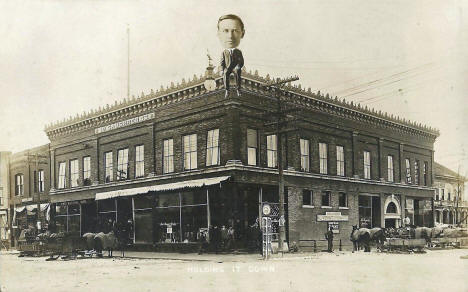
217,19,244,49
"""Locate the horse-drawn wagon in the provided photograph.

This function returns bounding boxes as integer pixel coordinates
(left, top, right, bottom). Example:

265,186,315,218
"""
18,231,88,260
384,238,426,253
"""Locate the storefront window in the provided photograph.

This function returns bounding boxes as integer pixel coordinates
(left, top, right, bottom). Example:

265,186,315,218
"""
97,199,116,232
141,190,209,244
359,196,372,228
405,198,414,225
55,202,81,234
133,195,153,244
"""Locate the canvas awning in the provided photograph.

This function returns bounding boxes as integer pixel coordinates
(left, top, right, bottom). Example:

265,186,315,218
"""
14,204,49,213
95,176,230,201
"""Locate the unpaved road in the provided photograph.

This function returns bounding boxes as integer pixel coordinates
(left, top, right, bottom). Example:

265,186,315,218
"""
1,249,467,292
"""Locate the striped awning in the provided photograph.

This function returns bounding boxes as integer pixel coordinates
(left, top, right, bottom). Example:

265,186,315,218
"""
95,176,230,201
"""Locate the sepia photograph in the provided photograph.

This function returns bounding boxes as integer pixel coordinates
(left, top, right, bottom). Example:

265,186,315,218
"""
0,1,467,291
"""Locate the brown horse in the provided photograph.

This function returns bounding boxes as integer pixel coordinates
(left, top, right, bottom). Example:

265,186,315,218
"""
82,233,96,251
369,227,386,251
413,227,433,244
94,231,119,257
350,225,371,252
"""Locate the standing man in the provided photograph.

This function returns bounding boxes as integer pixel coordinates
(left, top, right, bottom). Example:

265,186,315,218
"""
217,14,245,98
325,226,334,252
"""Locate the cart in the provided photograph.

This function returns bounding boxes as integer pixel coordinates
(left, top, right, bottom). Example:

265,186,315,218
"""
384,238,426,253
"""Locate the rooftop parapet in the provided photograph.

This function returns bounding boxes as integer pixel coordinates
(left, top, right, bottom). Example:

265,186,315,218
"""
44,69,440,138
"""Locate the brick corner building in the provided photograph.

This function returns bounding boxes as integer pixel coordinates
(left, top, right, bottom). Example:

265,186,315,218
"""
8,68,440,251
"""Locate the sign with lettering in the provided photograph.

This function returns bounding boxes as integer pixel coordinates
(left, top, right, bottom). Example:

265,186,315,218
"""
21,197,33,203
95,112,155,134
328,222,339,234
317,212,348,222
406,198,414,209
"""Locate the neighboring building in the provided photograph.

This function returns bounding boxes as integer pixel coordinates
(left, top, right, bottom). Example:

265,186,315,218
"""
40,67,439,250
9,144,50,246
433,162,467,226
0,151,12,249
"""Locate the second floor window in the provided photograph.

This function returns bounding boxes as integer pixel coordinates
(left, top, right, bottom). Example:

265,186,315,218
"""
135,145,145,178
405,158,411,184
414,160,419,185
423,162,428,186
267,135,277,168
58,162,66,189
321,191,331,207
303,189,313,206
15,174,24,196
441,188,445,200
38,170,44,192
70,159,79,187
105,152,113,182
319,143,328,174
206,129,220,166
183,134,197,170
363,151,371,179
83,156,91,183
339,192,348,207
336,146,345,176
163,139,174,173
247,129,258,166
117,149,129,180
300,139,310,172
387,155,394,182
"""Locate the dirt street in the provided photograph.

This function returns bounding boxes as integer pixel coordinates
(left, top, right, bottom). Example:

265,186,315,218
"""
1,249,467,292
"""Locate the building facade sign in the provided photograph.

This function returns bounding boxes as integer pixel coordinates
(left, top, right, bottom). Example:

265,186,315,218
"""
317,212,348,222
406,198,414,209
95,112,155,134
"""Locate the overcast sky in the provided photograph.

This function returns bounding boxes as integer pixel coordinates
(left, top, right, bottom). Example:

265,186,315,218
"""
1,0,467,174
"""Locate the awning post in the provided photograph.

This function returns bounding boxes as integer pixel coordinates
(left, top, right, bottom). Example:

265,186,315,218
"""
206,189,211,232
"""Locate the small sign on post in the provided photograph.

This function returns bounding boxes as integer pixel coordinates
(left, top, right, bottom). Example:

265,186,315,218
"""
262,217,273,260
328,221,339,234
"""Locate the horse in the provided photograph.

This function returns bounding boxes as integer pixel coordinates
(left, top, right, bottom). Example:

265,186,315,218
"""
443,227,468,238
431,226,445,238
94,231,119,258
82,233,96,252
413,227,433,245
350,225,371,252
369,227,386,251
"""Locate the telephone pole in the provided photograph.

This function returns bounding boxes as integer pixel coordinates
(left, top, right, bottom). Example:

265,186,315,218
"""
127,24,130,100
263,76,299,253
26,153,48,228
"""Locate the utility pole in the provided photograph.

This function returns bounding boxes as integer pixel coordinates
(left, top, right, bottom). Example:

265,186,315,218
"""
127,24,130,100
26,153,48,229
263,76,299,253
455,166,467,226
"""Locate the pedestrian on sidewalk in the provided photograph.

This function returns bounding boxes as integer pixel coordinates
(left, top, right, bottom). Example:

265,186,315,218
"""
325,226,334,252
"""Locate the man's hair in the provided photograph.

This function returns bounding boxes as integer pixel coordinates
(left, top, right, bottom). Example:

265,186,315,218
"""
217,14,245,32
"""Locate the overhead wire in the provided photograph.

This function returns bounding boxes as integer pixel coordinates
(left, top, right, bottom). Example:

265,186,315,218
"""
331,62,435,96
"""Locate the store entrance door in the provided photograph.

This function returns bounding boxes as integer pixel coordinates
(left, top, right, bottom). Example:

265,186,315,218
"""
358,195,381,228
385,218,396,228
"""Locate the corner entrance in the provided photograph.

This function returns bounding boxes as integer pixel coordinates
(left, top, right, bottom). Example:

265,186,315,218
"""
383,195,402,228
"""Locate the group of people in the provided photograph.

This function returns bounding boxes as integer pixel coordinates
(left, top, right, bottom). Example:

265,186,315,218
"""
204,225,235,253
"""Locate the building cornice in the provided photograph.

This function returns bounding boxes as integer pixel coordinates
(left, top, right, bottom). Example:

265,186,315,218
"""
44,70,440,140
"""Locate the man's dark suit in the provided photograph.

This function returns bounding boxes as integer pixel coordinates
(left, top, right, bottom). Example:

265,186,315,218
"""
220,48,244,91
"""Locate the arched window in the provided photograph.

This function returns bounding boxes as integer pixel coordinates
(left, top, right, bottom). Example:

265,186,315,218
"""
386,202,397,214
